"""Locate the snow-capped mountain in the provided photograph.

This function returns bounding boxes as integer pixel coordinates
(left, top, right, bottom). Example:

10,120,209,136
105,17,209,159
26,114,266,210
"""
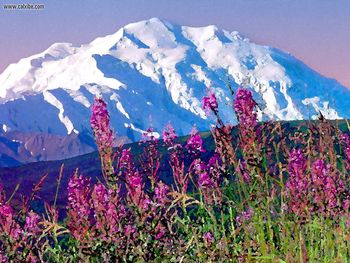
1,17,350,144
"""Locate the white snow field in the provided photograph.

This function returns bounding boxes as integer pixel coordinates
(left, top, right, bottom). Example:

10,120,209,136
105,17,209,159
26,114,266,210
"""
0,18,349,140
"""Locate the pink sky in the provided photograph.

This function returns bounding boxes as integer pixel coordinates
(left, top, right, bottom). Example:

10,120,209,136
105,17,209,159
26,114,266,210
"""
0,0,349,88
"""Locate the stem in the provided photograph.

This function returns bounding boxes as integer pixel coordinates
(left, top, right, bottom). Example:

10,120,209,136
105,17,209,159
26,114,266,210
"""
6,183,20,204
53,164,64,209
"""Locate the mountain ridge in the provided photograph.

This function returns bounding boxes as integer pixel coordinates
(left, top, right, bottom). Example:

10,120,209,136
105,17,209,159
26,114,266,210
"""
1,119,349,212
1,17,350,165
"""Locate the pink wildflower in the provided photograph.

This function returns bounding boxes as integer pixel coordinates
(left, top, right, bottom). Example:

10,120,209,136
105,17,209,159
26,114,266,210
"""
286,149,309,216
192,160,213,188
234,88,257,128
91,183,109,230
202,91,218,115
0,204,13,230
0,203,21,239
0,253,8,262
155,223,167,240
234,88,259,156
238,160,250,183
66,173,92,241
198,172,213,188
340,133,350,158
142,127,158,142
124,224,136,237
311,159,343,217
126,171,145,208
154,181,169,206
286,151,345,218
208,153,222,168
203,232,214,245
340,133,350,169
162,123,177,146
140,126,160,185
90,97,115,151
24,211,41,236
92,183,121,238
236,207,254,225
120,148,134,176
186,127,205,154
90,97,115,179
193,159,207,173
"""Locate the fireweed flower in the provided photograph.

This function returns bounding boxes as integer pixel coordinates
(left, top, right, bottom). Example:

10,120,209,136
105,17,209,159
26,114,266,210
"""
207,153,224,203
0,203,13,232
91,183,109,230
208,153,222,168
91,183,121,238
120,148,134,177
311,159,343,217
202,91,218,115
212,124,235,166
285,149,309,216
340,133,350,169
243,207,254,221
124,224,136,238
90,97,115,180
67,173,92,241
0,203,21,239
90,97,115,150
140,127,160,185
191,160,210,187
120,148,132,165
203,232,214,246
105,188,123,225
0,253,8,262
186,127,205,154
192,159,218,205
192,160,213,188
193,159,207,173
127,171,147,208
171,153,187,193
128,172,142,190
24,211,41,236
234,88,257,128
142,127,158,142
154,181,169,206
340,133,350,158
198,172,213,188
237,160,250,183
234,88,258,155
163,125,188,194
155,223,167,240
162,123,177,146
236,207,254,226
286,150,345,218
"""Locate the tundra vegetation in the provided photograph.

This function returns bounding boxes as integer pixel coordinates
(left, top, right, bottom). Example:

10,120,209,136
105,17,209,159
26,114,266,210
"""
1,86,350,262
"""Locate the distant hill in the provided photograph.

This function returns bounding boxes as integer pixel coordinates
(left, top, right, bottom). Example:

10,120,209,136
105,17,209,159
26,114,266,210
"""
1,119,349,217
0,130,130,167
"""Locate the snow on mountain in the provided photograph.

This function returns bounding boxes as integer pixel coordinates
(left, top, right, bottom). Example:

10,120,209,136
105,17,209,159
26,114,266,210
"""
1,17,350,142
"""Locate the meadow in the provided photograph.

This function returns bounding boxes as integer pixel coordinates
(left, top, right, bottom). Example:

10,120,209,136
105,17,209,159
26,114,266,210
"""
1,87,350,262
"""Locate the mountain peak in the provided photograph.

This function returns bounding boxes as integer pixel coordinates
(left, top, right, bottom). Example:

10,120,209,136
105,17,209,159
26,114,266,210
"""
0,18,349,143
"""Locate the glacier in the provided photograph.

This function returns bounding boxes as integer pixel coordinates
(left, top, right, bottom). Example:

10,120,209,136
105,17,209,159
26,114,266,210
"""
0,17,349,141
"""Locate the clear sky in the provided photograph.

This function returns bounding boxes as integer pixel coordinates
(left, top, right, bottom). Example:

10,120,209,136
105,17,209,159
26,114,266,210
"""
0,0,349,87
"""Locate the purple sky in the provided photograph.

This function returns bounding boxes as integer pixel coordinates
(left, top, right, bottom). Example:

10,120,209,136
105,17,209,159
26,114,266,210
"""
0,0,349,87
